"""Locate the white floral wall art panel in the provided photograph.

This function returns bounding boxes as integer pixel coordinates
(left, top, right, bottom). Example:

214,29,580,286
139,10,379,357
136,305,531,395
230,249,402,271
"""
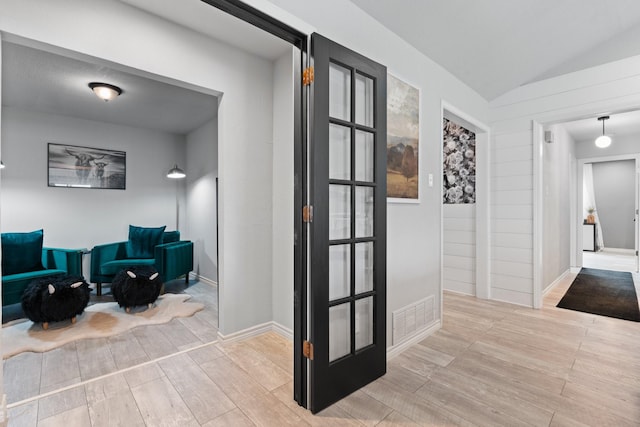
443,118,475,204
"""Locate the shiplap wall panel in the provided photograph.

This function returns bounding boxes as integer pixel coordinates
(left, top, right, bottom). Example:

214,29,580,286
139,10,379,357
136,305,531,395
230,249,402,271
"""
443,204,476,296
492,232,533,249
492,246,533,264
492,190,533,205
443,267,475,284
444,255,476,271
491,175,533,191
443,242,475,257
493,205,533,220
491,161,533,177
490,129,534,304
492,219,533,234
443,279,475,295
492,260,533,279
492,145,533,163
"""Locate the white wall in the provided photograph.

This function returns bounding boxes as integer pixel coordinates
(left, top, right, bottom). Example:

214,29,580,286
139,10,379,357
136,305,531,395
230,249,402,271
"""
0,0,276,336
1,107,184,255
261,0,489,342
542,125,574,289
185,117,218,283
272,50,295,331
591,160,636,249
490,53,640,307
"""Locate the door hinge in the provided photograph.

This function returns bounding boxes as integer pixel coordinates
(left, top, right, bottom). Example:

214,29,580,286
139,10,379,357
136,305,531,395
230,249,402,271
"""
303,340,314,360
303,205,313,223
303,66,314,86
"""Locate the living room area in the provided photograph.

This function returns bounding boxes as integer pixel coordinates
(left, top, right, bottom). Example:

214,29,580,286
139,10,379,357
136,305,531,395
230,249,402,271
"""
0,39,222,405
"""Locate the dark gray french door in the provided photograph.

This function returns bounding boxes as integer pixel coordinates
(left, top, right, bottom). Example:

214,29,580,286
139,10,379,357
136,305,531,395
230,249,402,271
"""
306,33,387,413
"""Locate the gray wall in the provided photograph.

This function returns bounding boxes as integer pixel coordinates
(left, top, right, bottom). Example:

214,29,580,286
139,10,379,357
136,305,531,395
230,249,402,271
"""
592,160,636,249
186,117,218,284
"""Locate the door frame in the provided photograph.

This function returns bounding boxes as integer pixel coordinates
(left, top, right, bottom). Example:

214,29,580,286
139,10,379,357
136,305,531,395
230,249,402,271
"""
533,108,640,307
199,0,314,409
440,101,491,308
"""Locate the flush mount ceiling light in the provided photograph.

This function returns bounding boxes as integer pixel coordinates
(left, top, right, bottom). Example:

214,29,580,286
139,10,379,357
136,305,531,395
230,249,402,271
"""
167,164,186,179
595,116,612,148
88,82,122,102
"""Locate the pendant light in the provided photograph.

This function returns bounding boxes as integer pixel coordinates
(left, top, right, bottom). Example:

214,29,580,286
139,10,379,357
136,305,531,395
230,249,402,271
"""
167,164,186,179
595,116,612,148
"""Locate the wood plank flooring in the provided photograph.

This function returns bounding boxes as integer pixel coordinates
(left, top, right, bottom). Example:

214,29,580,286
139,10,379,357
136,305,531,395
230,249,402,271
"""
6,272,640,426
3,280,218,404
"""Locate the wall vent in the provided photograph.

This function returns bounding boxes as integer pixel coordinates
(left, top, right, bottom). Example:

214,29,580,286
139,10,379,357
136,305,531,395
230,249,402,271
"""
392,296,435,346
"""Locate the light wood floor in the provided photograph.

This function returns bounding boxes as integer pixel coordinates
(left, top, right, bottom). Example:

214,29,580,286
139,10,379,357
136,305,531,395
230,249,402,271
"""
3,279,218,405
6,274,640,426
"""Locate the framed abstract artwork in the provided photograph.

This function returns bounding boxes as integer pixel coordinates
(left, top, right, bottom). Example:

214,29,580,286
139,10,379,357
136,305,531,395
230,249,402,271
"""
387,73,420,203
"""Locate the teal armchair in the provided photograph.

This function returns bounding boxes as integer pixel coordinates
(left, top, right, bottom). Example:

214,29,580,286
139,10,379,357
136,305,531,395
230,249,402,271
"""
90,230,193,295
2,247,84,306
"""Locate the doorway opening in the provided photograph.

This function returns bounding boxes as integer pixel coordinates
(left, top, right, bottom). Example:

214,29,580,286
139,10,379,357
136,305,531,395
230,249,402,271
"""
440,102,490,304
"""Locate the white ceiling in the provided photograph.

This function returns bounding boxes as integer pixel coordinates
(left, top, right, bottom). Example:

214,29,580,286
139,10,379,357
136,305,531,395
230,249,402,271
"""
2,42,219,135
349,0,640,101
561,110,640,143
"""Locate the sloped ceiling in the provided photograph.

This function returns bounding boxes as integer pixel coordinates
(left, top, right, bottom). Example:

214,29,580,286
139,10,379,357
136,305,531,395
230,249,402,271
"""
349,0,640,101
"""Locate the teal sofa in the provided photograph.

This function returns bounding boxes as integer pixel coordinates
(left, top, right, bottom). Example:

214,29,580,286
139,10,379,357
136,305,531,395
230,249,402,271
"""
1,230,84,306
90,227,193,296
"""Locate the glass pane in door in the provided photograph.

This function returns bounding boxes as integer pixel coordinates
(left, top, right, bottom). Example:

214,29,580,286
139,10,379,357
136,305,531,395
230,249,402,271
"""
329,245,350,301
355,242,374,294
355,297,373,350
329,303,351,362
329,124,351,180
329,63,351,121
355,186,374,238
355,73,374,127
329,185,351,240
355,130,374,182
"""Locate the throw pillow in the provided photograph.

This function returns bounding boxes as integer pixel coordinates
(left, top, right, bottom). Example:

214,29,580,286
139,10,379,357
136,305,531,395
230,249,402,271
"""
1,229,45,276
126,225,166,259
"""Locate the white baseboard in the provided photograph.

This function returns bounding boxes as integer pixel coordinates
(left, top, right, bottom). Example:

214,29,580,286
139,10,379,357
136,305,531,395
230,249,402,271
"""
217,321,292,343
543,269,571,296
570,267,581,274
271,322,293,340
387,320,441,360
189,273,217,288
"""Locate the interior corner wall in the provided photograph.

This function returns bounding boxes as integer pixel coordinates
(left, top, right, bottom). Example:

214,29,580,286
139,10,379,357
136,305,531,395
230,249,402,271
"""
271,49,295,332
489,53,640,307
0,0,276,335
260,0,489,343
542,125,574,289
591,160,636,249
185,117,218,284
0,107,184,257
